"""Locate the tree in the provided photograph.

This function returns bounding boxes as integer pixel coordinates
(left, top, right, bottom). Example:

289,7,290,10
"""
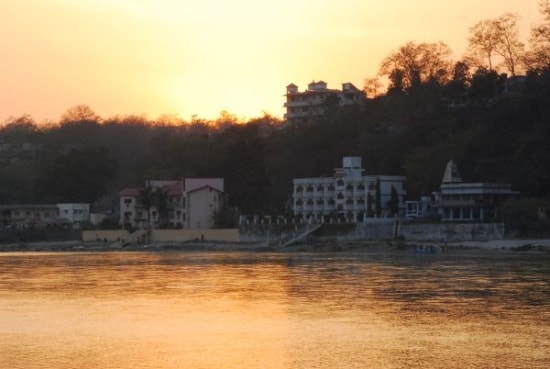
60,104,101,124
41,146,118,203
443,61,471,97
469,67,505,99
493,13,525,76
379,41,453,91
467,13,525,75
375,178,382,217
364,77,383,98
525,1,550,71
139,186,155,229
387,186,399,216
154,187,169,228
367,192,374,217
467,18,500,71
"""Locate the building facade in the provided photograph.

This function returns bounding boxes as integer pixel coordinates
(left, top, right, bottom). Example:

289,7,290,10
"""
0,203,89,230
284,81,366,124
119,178,225,230
433,160,519,221
57,203,90,229
292,157,406,222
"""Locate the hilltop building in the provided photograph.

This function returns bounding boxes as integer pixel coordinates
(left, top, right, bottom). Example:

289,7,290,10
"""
292,157,406,222
284,81,366,124
432,160,519,221
119,178,225,230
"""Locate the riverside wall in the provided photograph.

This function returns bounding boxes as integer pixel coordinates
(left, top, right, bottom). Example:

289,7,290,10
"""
83,229,240,243
239,221,505,243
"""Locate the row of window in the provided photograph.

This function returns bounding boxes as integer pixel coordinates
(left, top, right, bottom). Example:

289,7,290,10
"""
295,198,368,206
296,182,377,192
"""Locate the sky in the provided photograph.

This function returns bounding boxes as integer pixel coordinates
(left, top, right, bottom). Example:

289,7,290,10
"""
0,0,544,123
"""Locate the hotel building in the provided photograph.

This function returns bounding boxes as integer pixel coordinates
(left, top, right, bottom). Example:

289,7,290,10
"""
292,157,406,222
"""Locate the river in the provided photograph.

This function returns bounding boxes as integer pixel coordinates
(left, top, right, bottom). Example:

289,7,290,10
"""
0,251,548,368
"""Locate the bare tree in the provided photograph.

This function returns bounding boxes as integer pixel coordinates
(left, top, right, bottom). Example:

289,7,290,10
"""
467,13,525,76
467,19,501,71
379,41,453,91
494,13,525,76
525,0,550,71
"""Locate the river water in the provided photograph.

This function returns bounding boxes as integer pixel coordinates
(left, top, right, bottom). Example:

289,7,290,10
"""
0,251,548,369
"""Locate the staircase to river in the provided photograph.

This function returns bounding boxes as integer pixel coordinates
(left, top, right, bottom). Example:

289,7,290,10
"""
277,224,323,247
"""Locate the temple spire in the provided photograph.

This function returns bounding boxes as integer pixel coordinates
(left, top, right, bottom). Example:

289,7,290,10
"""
442,160,462,184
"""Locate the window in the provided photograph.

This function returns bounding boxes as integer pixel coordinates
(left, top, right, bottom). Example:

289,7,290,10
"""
346,184,353,191
337,179,344,186
328,184,335,191
317,185,324,191
357,183,365,190
306,185,313,192
316,199,324,205
337,192,344,200
296,186,303,192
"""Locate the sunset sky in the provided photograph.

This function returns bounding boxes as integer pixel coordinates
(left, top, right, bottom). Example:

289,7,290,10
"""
0,0,544,123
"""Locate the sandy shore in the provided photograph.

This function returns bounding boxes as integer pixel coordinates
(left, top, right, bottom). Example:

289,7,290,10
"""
1,238,549,254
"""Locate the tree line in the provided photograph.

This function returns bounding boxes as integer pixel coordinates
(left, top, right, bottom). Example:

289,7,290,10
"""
1,2,549,221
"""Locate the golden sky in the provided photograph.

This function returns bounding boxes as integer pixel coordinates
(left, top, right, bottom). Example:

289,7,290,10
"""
0,0,543,123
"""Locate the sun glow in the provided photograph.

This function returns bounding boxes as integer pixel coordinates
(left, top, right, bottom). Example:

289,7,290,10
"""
0,0,542,123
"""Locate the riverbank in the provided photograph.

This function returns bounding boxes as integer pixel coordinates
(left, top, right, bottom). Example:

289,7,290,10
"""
1,238,549,254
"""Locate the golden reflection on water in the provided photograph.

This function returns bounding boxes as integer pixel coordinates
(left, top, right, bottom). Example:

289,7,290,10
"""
0,252,548,369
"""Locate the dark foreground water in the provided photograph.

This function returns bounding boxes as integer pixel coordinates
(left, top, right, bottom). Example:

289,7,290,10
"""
0,251,548,369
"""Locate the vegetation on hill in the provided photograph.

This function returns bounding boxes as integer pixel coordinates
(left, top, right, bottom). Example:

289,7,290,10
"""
1,2,549,221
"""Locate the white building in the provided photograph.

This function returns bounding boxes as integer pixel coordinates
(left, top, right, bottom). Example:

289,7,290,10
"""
284,81,366,124
57,203,90,228
292,157,406,222
0,203,89,229
433,160,519,221
119,178,225,229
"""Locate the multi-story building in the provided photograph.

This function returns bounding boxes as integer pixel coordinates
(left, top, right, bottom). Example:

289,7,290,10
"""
284,81,366,124
433,160,519,221
57,203,90,229
292,157,406,222
0,203,89,229
119,178,225,229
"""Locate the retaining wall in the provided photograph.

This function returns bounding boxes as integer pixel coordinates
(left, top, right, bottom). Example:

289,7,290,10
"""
83,229,240,243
